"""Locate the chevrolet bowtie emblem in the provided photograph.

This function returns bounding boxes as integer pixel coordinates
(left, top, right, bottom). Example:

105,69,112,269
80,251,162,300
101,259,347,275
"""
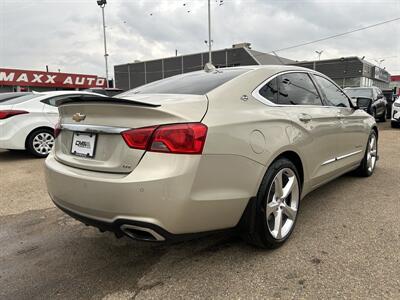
72,113,86,122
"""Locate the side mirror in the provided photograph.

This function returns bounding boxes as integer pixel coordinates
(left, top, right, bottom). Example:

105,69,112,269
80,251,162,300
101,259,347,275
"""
356,97,372,112
377,94,383,100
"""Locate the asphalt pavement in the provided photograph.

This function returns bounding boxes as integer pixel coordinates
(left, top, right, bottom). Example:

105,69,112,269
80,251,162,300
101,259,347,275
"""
0,122,399,299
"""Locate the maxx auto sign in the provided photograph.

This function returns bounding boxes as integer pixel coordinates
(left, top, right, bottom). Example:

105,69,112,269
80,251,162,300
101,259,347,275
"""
0,68,107,88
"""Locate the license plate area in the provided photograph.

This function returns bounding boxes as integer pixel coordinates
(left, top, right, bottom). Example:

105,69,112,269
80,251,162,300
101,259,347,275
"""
71,132,97,158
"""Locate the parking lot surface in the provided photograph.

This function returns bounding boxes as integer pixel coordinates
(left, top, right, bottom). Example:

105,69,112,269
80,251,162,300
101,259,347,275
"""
0,123,399,299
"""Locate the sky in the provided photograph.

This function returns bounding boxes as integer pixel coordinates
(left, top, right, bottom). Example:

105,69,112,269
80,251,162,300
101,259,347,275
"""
1,0,399,79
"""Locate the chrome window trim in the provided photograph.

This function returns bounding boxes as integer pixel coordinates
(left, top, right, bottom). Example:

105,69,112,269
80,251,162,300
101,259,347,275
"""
251,70,352,109
61,124,130,134
251,70,326,108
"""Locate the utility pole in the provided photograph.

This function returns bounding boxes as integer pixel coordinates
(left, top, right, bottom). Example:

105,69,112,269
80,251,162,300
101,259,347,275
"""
97,0,109,88
207,0,212,64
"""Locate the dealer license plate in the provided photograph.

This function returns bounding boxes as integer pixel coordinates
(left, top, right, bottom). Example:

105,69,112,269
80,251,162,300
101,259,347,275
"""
71,132,97,158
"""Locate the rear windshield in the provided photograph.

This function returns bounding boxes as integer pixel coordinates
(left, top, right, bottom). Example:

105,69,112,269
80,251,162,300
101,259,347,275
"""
0,94,42,105
344,88,372,98
118,69,249,97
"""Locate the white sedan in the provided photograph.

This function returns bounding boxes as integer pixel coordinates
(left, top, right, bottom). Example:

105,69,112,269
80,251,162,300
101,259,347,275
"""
391,96,400,128
0,91,104,157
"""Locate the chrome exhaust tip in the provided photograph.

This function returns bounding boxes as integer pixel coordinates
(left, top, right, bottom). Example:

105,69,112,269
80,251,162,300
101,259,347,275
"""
120,224,165,242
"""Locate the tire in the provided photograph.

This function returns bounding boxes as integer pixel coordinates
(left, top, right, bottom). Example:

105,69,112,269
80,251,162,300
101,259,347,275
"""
355,131,378,177
378,109,386,122
392,121,399,128
26,128,55,158
243,158,301,249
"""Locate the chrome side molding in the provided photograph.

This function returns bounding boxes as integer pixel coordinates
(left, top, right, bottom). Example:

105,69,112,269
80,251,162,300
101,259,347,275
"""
322,150,363,166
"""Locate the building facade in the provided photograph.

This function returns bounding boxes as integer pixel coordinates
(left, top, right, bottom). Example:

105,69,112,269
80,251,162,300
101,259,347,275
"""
0,68,107,93
294,57,391,89
114,43,293,91
389,75,400,95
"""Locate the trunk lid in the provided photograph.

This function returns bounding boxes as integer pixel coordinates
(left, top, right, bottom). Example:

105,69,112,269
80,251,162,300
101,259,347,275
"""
54,94,208,173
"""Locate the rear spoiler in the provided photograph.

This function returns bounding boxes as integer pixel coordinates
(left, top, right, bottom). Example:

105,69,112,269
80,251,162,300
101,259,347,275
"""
56,95,160,108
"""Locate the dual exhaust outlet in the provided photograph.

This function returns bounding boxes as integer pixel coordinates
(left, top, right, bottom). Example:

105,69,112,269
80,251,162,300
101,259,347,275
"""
120,224,165,242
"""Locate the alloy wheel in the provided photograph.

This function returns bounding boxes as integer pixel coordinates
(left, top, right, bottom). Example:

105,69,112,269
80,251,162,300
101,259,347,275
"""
266,168,300,239
32,132,54,155
367,135,377,173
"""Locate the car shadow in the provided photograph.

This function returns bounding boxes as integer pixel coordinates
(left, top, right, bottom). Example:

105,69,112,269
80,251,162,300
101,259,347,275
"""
0,149,38,162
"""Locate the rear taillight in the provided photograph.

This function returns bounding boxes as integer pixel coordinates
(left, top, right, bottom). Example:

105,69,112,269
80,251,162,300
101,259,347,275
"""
0,110,29,120
121,123,208,154
54,121,62,138
121,126,157,150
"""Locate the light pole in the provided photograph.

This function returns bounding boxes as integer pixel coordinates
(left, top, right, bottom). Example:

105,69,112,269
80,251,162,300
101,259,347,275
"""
207,0,212,65
97,0,109,88
374,59,385,68
315,50,324,60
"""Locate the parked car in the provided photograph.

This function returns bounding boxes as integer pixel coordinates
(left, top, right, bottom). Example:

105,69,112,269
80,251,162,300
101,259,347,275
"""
0,91,104,157
344,87,387,121
0,92,30,103
45,66,378,248
83,87,123,97
391,96,400,128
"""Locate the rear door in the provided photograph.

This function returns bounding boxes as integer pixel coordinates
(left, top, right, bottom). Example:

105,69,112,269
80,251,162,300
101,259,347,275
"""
313,74,367,168
260,72,342,187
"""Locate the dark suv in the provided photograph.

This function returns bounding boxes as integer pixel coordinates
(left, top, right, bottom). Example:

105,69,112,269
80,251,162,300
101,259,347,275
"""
344,87,387,122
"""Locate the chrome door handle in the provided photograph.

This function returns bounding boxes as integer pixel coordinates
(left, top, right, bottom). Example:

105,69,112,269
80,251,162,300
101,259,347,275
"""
298,113,312,123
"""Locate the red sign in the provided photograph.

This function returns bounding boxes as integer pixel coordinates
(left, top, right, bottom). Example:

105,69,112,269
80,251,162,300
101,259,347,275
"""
0,68,107,89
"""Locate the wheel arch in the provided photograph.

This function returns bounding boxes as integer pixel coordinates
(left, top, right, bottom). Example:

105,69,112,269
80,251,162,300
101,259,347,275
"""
25,126,54,148
273,150,304,187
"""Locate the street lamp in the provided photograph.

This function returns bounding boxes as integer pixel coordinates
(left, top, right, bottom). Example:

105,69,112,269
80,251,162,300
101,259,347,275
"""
374,59,385,68
315,50,324,60
97,0,109,87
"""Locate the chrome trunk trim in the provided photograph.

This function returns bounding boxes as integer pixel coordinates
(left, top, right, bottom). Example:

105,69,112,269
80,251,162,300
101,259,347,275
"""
61,124,130,134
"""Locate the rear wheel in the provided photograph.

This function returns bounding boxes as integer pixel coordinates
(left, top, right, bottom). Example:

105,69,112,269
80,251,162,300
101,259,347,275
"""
26,128,55,158
356,131,378,177
243,158,301,248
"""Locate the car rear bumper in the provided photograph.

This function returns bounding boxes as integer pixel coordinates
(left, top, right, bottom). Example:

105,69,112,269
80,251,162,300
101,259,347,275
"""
45,151,260,236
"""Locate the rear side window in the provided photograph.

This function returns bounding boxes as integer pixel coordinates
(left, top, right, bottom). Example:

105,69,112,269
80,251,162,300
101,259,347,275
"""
259,77,278,103
314,75,350,107
258,73,322,105
277,73,322,105
118,69,249,96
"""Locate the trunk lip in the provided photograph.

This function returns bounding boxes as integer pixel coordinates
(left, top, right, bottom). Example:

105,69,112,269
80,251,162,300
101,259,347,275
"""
61,124,130,134
56,95,160,108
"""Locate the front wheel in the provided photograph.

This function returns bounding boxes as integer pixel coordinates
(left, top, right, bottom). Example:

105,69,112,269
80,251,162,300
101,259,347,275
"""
356,131,378,177
243,158,301,248
26,128,55,158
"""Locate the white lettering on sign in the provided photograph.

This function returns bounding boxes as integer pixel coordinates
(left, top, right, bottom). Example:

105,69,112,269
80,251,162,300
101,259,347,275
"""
0,72,15,81
87,77,95,85
96,78,105,86
16,73,29,82
32,74,44,83
63,76,73,85
75,77,85,85
45,75,56,83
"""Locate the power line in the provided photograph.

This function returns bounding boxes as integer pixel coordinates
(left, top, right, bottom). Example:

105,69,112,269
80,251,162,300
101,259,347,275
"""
270,17,400,53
